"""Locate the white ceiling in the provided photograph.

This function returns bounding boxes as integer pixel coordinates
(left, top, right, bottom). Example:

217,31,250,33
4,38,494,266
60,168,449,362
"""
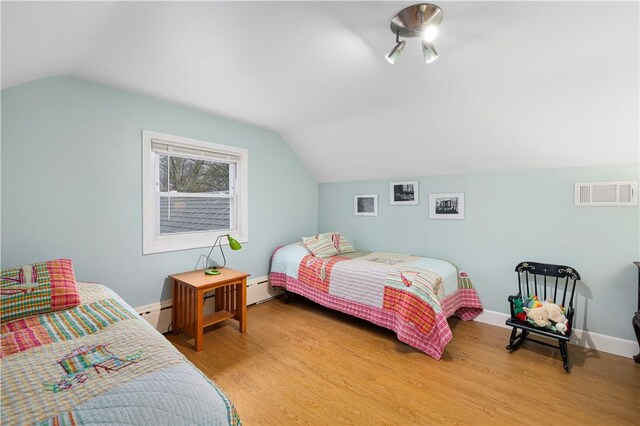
2,1,638,182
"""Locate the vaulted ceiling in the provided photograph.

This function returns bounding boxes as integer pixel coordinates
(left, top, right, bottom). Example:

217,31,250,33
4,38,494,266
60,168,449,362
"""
2,1,638,182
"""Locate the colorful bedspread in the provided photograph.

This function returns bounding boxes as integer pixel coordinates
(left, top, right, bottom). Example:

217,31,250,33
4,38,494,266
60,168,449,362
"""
270,243,483,359
1,283,240,426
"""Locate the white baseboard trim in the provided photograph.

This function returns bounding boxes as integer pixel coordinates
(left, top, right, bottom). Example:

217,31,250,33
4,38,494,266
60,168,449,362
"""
136,275,276,333
474,309,638,360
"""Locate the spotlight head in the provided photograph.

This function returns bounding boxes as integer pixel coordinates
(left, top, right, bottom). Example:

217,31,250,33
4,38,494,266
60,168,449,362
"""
385,40,406,64
422,26,438,42
421,39,438,63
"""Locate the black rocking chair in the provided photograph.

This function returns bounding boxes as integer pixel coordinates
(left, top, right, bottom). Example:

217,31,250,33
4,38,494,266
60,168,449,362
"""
506,261,581,373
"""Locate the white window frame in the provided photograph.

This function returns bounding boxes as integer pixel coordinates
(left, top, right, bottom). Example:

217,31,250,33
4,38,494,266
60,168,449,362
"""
142,130,248,254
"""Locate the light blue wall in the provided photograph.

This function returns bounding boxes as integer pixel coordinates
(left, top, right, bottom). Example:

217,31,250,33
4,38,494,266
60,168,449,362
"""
2,76,638,342
1,76,318,307
319,164,640,340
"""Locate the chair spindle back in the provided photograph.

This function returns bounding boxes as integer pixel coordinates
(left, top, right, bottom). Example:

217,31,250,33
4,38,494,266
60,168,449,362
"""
515,261,581,310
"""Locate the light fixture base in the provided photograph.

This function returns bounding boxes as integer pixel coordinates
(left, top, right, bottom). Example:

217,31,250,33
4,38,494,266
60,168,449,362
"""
390,3,443,38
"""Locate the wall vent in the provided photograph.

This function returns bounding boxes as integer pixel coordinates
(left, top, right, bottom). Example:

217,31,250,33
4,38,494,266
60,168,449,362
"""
574,181,637,206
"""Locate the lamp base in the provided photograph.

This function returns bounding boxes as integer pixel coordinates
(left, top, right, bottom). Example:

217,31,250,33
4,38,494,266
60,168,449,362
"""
204,269,221,276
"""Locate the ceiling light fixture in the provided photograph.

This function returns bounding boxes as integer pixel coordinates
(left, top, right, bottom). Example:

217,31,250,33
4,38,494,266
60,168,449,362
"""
386,3,443,65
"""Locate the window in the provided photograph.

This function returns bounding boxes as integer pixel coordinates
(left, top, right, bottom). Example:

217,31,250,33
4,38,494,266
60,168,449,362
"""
142,131,248,254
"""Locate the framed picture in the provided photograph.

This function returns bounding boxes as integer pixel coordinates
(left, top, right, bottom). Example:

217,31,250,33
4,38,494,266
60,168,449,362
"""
390,180,419,205
429,193,464,219
354,194,378,216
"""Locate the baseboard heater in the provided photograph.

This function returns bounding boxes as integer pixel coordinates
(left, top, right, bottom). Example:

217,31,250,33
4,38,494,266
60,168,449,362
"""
136,275,282,333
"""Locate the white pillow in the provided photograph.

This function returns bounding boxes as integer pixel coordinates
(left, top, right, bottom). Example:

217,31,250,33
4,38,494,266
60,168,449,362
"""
301,235,339,258
318,232,355,254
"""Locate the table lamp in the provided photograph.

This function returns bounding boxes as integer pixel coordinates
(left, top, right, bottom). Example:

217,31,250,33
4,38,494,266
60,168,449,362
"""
205,234,242,275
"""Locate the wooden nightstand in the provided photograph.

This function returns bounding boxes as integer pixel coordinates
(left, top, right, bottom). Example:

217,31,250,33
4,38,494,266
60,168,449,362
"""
170,268,250,351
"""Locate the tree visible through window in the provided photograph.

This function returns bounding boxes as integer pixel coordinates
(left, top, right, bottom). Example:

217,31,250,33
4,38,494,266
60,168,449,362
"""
159,156,229,193
158,155,235,235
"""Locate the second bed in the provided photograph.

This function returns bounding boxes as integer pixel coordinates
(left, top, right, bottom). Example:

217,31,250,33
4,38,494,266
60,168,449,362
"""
270,242,483,359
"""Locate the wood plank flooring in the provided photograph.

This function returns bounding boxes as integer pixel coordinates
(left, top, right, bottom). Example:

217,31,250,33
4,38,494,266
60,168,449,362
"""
166,295,640,425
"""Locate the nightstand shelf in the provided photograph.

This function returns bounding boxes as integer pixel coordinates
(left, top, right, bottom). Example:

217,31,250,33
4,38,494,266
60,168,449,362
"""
203,310,234,328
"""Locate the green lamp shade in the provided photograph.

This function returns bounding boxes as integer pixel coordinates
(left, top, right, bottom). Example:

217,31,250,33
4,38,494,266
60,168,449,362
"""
227,235,242,251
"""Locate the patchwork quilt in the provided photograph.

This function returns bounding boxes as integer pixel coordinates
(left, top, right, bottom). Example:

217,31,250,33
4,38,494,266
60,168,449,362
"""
270,243,483,359
1,283,240,426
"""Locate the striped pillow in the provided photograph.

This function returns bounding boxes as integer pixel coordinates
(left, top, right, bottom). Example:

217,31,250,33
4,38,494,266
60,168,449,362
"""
302,236,339,258
0,259,80,323
319,232,356,254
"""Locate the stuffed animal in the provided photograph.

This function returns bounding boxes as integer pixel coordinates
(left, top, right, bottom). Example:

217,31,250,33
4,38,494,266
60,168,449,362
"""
525,295,543,310
513,298,527,322
523,306,551,328
542,298,567,324
555,322,568,334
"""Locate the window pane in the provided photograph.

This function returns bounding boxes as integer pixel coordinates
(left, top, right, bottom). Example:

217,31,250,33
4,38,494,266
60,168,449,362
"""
160,196,231,234
159,155,230,193
157,154,233,235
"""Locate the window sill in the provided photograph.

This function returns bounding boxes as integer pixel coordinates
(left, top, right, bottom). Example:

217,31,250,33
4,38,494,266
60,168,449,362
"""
143,231,248,255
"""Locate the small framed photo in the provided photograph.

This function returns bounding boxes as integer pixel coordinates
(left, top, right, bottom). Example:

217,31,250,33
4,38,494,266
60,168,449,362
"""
429,193,464,220
354,194,378,216
390,180,419,205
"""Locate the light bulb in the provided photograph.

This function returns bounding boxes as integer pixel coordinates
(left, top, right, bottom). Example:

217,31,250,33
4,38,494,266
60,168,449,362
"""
385,40,406,65
422,40,438,64
422,26,438,43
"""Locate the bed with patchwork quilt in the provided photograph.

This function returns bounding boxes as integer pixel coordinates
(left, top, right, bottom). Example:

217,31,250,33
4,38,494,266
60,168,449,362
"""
1,263,240,426
270,239,483,360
